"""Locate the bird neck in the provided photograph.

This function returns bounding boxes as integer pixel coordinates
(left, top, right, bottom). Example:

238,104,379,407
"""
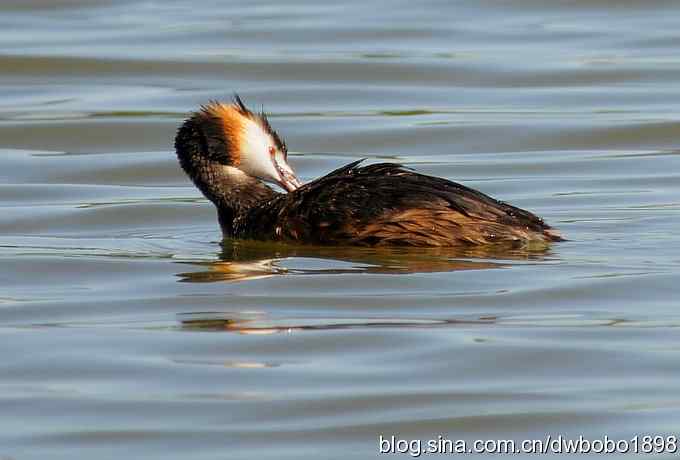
175,119,278,236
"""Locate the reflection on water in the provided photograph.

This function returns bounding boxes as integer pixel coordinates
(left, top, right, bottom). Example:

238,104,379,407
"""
2,0,680,459
176,239,558,282
178,311,680,335
179,311,497,334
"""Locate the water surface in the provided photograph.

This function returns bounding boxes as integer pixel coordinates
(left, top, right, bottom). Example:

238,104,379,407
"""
2,1,680,459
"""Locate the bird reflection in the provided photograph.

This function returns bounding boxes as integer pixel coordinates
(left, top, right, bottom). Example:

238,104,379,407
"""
176,239,554,283
178,311,499,335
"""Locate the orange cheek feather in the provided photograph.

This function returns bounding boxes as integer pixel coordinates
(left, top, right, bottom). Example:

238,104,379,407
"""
203,103,246,166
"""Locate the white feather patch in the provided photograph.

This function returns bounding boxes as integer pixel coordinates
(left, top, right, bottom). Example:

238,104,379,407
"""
238,117,279,182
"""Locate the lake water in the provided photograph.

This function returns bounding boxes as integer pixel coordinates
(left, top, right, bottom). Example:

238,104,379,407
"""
2,1,680,458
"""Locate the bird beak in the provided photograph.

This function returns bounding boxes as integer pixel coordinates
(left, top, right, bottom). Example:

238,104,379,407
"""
274,159,303,192
278,169,303,192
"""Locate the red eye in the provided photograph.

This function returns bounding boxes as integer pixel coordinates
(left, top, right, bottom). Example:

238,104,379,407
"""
268,146,276,156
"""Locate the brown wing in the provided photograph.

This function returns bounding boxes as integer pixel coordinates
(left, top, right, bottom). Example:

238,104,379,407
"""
243,160,561,247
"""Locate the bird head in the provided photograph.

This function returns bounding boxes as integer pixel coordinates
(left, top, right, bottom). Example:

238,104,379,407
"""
182,95,302,192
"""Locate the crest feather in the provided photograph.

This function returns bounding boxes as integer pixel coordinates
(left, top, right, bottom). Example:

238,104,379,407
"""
195,100,246,166
233,94,287,157
191,94,288,166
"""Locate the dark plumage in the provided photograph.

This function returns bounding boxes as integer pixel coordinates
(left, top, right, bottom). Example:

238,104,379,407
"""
238,160,561,246
175,96,562,247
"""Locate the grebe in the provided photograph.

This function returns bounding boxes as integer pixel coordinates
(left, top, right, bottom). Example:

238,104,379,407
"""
175,96,562,247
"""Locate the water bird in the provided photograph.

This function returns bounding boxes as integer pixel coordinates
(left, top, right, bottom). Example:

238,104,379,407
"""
175,96,561,247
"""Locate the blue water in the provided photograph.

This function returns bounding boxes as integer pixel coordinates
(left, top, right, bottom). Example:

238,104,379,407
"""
1,1,680,459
